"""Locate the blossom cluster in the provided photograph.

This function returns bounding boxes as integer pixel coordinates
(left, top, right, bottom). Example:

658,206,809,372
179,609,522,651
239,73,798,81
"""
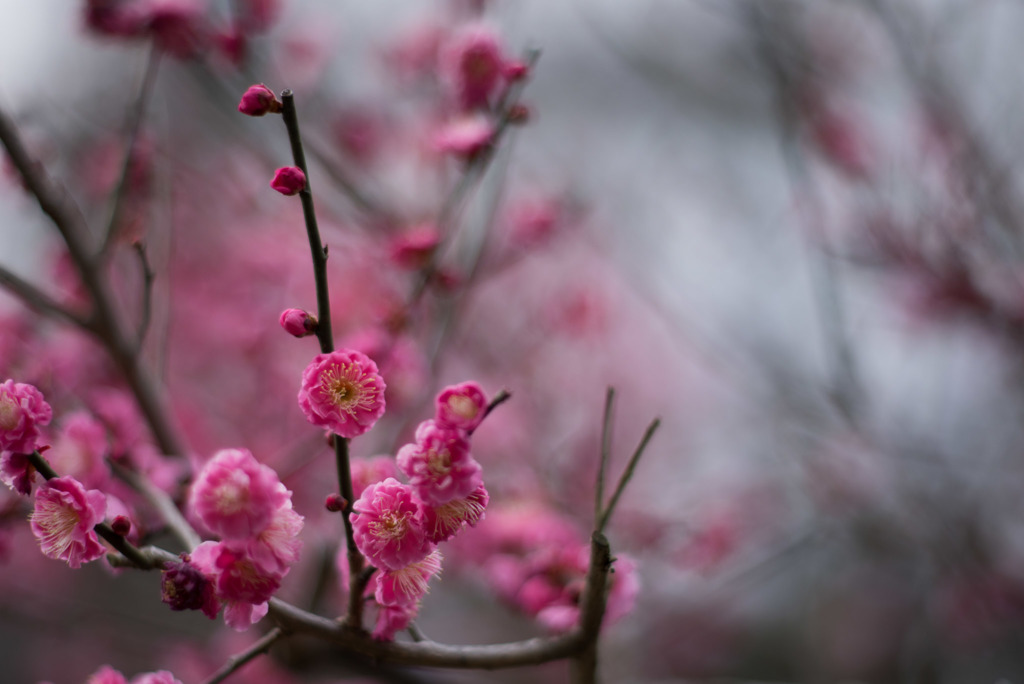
180,448,304,630
347,381,490,640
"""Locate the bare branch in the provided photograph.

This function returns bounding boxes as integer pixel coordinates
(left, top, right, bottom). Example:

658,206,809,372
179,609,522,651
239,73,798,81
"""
0,263,92,330
201,628,286,684
598,418,660,533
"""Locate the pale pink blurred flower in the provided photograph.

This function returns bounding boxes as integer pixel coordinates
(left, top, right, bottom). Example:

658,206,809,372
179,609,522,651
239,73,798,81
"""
131,671,185,684
279,308,317,338
389,223,441,270
432,114,494,159
375,549,443,606
350,454,400,500
373,601,418,641
270,166,306,196
384,22,445,84
140,0,211,58
234,0,281,33
48,411,110,489
87,665,128,684
342,328,427,412
422,484,488,543
238,84,281,116
352,478,434,571
84,1,146,38
298,349,386,438
441,24,506,110
189,448,288,539
332,107,386,165
397,420,481,506
0,451,36,495
30,476,108,568
0,379,52,455
434,381,487,432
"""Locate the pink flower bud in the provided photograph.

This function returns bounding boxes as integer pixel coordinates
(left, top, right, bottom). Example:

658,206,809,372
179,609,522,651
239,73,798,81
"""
270,166,306,196
503,60,530,82
279,308,317,337
111,515,132,537
238,84,281,116
324,493,346,512
161,555,216,614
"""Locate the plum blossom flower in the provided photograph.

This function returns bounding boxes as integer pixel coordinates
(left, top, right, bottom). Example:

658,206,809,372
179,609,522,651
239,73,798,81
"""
86,665,127,684
434,381,487,432
270,166,306,196
373,601,418,641
397,421,482,506
441,24,506,110
375,549,443,606
0,379,52,455
161,554,218,617
30,476,107,568
234,498,304,574
352,478,433,571
131,672,185,684
190,540,279,631
0,451,36,495
432,114,494,159
350,454,400,500
48,411,110,488
422,484,489,543
298,349,386,438
189,448,288,539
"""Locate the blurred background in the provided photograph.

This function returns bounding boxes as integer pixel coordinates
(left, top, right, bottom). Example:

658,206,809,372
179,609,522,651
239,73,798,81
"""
4,1,1024,683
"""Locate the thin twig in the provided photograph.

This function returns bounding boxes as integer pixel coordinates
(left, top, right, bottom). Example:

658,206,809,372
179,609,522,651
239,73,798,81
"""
201,628,286,684
597,418,660,533
108,458,201,550
100,44,162,256
132,241,155,351
467,388,512,437
279,90,334,353
595,387,616,527
0,263,93,330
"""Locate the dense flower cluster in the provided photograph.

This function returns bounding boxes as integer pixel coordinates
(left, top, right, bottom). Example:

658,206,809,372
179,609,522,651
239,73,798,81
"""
347,381,492,640
186,448,304,630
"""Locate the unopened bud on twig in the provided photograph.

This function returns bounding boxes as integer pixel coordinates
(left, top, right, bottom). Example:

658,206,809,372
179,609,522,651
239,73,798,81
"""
270,166,307,196
238,84,282,116
279,308,318,338
325,493,347,513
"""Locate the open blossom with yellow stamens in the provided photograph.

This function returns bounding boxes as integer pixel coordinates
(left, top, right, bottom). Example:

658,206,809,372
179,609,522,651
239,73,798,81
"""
352,477,433,571
298,349,386,438
30,475,107,568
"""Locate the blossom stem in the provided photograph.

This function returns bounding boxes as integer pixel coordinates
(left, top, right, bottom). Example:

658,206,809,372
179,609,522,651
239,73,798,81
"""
594,387,615,527
99,43,162,257
467,388,511,437
279,90,334,354
26,452,159,569
334,434,365,627
597,417,660,534
201,627,286,684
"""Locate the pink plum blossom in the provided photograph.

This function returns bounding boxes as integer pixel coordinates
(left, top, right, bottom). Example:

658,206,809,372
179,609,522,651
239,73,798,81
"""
350,454,400,500
0,451,35,495
434,381,487,432
441,25,506,110
432,114,494,159
140,0,210,58
238,84,281,116
131,671,185,684
233,498,304,574
352,478,434,571
86,665,128,684
270,166,306,195
422,484,489,543
373,601,418,641
389,224,441,269
0,379,52,455
375,549,443,607
30,476,108,568
189,448,289,539
190,540,278,631
48,411,110,489
397,420,481,506
298,349,386,438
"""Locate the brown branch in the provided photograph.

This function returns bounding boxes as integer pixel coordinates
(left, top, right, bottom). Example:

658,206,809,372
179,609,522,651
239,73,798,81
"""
595,387,615,526
597,418,660,533
0,263,93,330
201,627,286,684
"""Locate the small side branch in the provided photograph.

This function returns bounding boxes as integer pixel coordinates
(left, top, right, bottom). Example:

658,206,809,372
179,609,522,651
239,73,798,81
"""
201,627,286,684
597,418,660,534
133,241,155,351
594,387,616,526
0,263,93,331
